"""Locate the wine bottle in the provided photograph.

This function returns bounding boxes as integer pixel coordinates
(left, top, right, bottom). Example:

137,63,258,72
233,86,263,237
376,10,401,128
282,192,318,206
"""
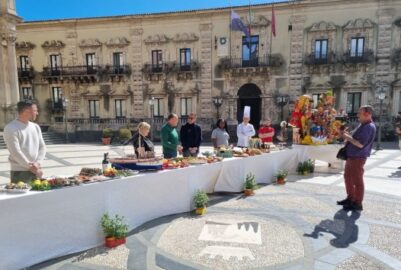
102,152,111,171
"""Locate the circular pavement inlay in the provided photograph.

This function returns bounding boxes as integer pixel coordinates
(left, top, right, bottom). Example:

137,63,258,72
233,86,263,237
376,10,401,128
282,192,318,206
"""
156,213,304,269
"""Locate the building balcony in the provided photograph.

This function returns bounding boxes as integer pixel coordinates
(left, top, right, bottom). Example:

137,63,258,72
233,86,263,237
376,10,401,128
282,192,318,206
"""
342,50,374,64
174,60,200,73
18,67,35,79
42,65,100,77
218,54,284,70
142,63,166,74
103,65,131,76
304,52,337,65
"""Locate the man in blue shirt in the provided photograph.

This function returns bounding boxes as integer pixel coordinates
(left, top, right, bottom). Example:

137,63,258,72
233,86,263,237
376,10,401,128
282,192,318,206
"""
337,105,376,211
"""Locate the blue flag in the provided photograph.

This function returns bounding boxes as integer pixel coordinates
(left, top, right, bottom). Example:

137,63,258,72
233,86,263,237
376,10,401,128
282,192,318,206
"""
230,10,250,37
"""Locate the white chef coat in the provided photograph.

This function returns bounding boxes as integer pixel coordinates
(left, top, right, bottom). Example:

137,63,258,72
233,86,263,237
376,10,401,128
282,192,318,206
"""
236,122,256,147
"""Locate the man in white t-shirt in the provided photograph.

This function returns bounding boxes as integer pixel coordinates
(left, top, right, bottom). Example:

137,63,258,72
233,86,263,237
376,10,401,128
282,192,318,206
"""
4,100,46,183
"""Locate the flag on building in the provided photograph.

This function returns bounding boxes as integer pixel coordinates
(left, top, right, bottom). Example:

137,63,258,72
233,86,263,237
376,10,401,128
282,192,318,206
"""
271,5,277,37
230,10,250,37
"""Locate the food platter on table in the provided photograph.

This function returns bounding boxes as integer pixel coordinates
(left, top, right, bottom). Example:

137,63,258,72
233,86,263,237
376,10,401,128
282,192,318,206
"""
0,182,30,194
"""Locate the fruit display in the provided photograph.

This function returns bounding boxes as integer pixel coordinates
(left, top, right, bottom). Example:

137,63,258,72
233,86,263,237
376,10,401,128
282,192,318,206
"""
162,158,189,169
1,181,30,194
31,179,51,191
103,167,118,177
205,156,223,163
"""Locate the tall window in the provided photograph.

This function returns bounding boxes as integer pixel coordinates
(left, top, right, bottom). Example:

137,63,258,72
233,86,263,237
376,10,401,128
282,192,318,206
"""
314,39,328,60
151,50,163,72
346,92,362,116
312,93,322,109
50,54,61,75
86,53,96,74
89,100,100,118
21,87,33,100
242,35,259,67
350,37,365,57
153,98,164,117
19,56,29,71
113,52,124,74
180,48,191,71
115,99,125,118
180,98,192,117
52,87,62,109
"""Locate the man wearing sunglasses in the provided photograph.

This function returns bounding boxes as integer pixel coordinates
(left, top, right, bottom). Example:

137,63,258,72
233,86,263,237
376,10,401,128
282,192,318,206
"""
4,100,47,183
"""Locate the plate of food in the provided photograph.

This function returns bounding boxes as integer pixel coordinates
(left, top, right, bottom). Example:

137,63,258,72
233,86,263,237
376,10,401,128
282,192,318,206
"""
2,182,30,194
187,157,207,165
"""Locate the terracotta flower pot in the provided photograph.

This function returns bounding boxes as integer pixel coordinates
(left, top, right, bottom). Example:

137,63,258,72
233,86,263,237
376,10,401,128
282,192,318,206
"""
244,189,255,196
115,237,126,246
276,178,286,185
196,207,207,215
105,237,118,248
102,137,111,145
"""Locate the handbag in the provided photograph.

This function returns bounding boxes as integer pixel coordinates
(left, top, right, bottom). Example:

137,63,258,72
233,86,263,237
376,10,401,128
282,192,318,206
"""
336,146,347,160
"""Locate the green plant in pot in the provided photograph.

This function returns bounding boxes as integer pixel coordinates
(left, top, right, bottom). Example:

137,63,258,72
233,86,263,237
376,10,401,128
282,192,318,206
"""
193,189,209,215
101,214,129,248
119,128,132,142
275,169,288,185
102,128,114,145
243,173,257,196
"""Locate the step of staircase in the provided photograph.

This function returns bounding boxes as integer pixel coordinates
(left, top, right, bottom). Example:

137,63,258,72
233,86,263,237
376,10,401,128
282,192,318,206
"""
0,131,67,149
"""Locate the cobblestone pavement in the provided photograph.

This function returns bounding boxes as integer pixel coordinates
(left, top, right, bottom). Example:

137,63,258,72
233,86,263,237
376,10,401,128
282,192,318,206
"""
0,143,399,270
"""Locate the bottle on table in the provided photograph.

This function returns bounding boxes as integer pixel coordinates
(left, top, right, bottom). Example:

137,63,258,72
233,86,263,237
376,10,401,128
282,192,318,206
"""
102,152,111,172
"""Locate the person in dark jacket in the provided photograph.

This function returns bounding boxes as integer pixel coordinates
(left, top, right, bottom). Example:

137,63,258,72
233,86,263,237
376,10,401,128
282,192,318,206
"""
180,113,202,157
124,122,154,158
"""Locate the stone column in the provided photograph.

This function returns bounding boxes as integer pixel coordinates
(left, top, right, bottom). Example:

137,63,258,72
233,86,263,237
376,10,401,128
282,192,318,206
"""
375,8,394,114
199,23,213,119
130,28,145,118
288,15,307,99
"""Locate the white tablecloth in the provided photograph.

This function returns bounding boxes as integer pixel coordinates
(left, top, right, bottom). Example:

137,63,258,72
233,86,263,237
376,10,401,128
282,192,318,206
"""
0,148,302,270
293,144,344,168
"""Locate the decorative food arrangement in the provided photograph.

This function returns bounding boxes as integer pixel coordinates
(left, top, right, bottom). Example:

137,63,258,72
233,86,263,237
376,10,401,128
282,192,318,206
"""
2,182,30,193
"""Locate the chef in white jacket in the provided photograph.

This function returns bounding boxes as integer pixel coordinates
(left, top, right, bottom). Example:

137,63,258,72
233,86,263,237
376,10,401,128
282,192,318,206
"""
237,106,256,147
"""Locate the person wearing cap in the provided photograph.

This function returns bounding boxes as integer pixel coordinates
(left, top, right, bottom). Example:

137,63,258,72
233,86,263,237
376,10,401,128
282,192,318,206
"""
237,106,255,147
3,100,46,183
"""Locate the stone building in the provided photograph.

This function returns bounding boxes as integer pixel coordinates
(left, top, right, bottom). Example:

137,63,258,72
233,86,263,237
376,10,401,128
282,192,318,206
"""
6,0,401,140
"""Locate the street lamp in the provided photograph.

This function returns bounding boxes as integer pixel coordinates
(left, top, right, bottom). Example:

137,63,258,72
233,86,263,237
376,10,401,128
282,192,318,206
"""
149,97,155,141
375,83,386,151
212,97,223,119
62,97,69,143
275,94,290,121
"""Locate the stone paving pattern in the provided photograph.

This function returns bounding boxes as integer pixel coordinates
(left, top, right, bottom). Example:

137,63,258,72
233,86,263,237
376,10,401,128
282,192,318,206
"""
0,142,399,269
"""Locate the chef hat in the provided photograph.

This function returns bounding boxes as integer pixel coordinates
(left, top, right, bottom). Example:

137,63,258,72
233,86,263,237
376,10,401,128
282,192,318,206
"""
243,106,251,118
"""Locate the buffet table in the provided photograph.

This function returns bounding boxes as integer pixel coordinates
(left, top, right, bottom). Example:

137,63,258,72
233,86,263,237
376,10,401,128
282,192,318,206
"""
0,148,305,270
293,144,344,169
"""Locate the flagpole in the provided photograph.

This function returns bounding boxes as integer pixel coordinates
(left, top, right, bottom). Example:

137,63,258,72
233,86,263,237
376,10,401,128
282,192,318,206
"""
248,0,252,66
269,1,274,62
229,0,232,59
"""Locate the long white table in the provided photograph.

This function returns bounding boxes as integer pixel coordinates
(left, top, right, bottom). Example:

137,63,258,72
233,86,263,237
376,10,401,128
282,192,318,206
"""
0,148,305,270
293,144,344,169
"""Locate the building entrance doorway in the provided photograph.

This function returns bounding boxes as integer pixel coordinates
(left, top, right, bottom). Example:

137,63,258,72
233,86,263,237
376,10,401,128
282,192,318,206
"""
237,83,262,129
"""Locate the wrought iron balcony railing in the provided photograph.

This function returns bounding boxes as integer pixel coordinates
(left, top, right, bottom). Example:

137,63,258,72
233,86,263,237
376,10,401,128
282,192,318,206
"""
218,54,283,70
17,67,35,78
343,50,374,64
304,52,336,65
42,65,100,77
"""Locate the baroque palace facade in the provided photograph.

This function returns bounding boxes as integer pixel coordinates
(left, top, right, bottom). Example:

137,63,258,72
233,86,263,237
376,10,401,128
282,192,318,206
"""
1,0,401,139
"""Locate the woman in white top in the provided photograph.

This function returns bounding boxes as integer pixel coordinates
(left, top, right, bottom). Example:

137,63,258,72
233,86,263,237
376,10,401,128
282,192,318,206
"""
211,119,230,148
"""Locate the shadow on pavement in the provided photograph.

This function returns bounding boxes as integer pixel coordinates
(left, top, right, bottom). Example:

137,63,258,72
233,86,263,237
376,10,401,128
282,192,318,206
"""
303,209,361,248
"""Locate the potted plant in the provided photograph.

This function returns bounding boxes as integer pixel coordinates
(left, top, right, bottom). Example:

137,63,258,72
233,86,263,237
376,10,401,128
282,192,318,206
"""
243,173,257,196
100,214,129,248
102,128,114,145
119,128,132,142
275,169,288,185
193,189,209,215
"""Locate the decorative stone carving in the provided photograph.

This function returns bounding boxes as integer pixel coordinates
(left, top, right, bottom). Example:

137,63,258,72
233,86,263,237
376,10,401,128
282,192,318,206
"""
130,28,143,36
308,21,337,32
41,40,66,49
104,37,130,47
343,18,375,30
15,41,35,50
172,33,199,43
79,39,102,48
66,31,77,39
244,15,271,27
1,32,17,46
144,34,169,45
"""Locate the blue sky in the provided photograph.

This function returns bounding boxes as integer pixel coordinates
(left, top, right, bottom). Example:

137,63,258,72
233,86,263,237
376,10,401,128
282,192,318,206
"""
16,0,276,21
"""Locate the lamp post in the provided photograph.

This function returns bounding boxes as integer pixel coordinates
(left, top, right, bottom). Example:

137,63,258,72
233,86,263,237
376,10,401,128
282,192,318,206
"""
62,97,69,143
212,97,223,119
375,83,386,151
149,97,155,141
275,94,290,121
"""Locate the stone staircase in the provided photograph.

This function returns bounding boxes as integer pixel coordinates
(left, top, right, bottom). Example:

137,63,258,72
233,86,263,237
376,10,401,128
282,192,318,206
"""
0,131,66,149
